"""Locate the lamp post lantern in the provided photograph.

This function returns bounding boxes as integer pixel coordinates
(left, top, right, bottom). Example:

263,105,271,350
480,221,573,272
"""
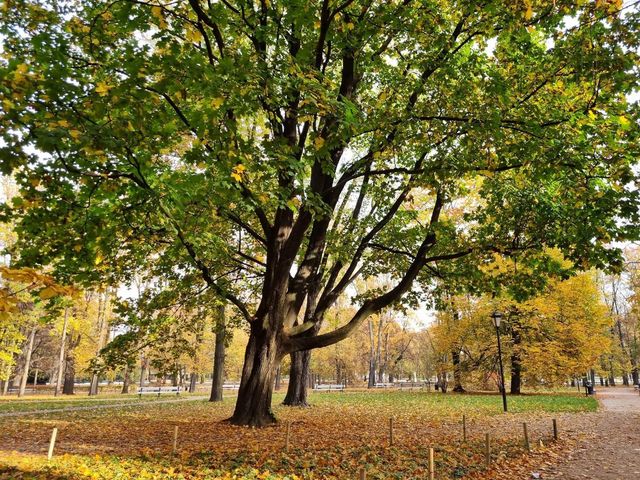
491,310,508,413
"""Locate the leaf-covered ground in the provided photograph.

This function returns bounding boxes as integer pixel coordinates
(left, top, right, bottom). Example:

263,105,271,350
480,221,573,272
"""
0,391,598,479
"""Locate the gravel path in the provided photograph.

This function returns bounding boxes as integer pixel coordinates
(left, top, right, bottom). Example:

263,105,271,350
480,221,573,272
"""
0,395,208,418
539,387,640,479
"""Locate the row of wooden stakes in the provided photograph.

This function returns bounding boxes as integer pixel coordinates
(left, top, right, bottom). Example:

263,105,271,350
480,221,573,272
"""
45,416,560,479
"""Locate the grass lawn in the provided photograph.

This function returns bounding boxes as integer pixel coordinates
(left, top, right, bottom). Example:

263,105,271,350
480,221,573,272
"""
0,390,597,479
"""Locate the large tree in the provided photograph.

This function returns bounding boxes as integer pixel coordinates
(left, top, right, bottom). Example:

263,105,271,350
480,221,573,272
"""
1,0,639,425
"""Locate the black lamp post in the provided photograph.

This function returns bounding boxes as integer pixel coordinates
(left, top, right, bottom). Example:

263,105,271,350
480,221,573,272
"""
491,310,508,412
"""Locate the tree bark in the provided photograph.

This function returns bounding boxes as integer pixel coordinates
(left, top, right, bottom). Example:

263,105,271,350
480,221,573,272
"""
54,307,69,397
18,326,37,398
90,291,109,396
139,356,148,388
451,349,465,393
510,330,522,395
283,349,311,406
367,318,376,388
62,350,75,395
209,304,226,402
121,366,130,394
189,372,197,393
229,325,281,426
274,366,281,391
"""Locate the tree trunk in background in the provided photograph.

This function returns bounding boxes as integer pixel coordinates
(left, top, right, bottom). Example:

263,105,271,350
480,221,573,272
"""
510,332,522,395
283,349,311,406
121,366,130,394
54,307,69,397
367,318,376,388
622,372,630,386
209,304,226,402
451,349,465,393
18,326,37,397
274,366,281,391
139,356,148,387
189,372,197,393
437,372,448,393
229,324,281,426
33,368,38,390
62,352,75,395
632,365,639,386
63,333,82,395
90,291,109,396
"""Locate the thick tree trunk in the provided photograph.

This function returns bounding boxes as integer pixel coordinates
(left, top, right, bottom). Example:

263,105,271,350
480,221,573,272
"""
451,349,465,393
229,325,281,426
209,306,226,402
62,352,75,395
283,349,311,406
632,366,639,386
18,326,37,398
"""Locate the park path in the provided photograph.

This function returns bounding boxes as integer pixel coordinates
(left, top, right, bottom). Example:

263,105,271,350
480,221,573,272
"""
0,395,208,418
538,387,640,479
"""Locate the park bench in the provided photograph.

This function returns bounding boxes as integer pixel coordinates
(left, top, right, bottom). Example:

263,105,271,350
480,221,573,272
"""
396,381,427,390
222,383,241,389
137,386,182,398
313,384,345,392
373,383,395,389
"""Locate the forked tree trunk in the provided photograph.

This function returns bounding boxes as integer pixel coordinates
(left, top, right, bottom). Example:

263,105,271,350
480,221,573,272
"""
210,304,226,402
229,325,281,426
283,349,311,406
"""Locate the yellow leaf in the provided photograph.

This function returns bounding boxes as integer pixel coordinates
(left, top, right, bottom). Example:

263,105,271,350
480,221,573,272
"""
186,27,203,43
57,119,70,128
39,287,58,300
234,163,246,173
230,172,242,182
314,136,325,149
95,253,103,265
211,97,225,109
69,129,82,139
95,81,113,97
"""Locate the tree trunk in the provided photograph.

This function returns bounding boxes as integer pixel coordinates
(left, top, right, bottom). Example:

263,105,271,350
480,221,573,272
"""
33,368,38,390
139,356,148,388
18,326,37,398
90,291,109,396
209,305,226,402
229,325,281,426
62,351,75,395
189,372,197,393
283,349,311,406
632,366,639,386
510,340,522,395
54,307,69,397
274,366,281,391
367,318,376,388
451,349,465,393
121,366,130,394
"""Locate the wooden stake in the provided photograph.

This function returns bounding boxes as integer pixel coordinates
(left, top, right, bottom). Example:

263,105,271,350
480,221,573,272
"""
484,433,491,467
428,447,435,480
359,468,366,480
389,417,394,446
552,419,558,441
523,422,530,452
285,421,291,452
47,427,58,461
173,425,178,454
462,414,467,442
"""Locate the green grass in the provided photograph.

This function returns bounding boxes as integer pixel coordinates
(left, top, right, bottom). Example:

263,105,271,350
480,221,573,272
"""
289,390,598,416
0,392,207,414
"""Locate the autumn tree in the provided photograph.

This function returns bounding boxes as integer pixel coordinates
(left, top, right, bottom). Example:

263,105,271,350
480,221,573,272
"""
2,1,640,425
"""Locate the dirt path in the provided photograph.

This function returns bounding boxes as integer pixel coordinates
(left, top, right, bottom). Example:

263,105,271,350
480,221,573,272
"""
0,395,208,418
538,387,640,479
